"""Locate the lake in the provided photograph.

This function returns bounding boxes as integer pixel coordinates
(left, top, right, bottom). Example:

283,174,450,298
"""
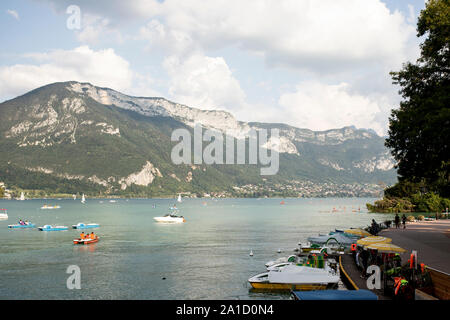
0,197,393,299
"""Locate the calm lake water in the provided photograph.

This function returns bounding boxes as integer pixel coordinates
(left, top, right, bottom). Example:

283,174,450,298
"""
0,198,393,300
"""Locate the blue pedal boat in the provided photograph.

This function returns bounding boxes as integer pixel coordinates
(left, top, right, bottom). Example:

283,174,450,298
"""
38,225,68,231
292,289,378,300
8,223,36,229
72,222,100,229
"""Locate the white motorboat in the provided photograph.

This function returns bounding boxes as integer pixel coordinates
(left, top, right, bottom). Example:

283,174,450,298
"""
248,262,340,291
154,207,185,223
154,214,186,223
0,209,8,220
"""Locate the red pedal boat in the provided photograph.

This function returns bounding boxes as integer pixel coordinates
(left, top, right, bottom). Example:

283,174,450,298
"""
73,236,99,245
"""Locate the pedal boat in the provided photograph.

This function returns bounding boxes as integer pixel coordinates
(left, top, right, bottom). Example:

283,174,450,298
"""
248,264,340,291
38,225,68,231
8,223,36,228
72,222,100,229
40,205,61,210
73,236,99,245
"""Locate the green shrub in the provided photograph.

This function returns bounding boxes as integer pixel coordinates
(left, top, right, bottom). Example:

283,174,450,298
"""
367,197,414,213
407,215,415,222
417,215,425,221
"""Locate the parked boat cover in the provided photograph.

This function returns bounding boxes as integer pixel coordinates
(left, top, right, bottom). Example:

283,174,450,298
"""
307,233,355,245
292,289,378,300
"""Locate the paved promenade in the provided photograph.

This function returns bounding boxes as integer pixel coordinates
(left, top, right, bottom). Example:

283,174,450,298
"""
380,219,450,273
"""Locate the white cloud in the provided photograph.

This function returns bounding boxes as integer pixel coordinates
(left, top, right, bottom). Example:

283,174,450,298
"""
75,14,125,45
7,9,19,20
136,0,416,72
46,0,417,72
278,81,386,135
163,54,247,112
0,46,156,101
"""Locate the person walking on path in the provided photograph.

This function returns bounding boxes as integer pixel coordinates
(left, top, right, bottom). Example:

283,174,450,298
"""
360,248,370,278
395,214,400,229
402,214,407,229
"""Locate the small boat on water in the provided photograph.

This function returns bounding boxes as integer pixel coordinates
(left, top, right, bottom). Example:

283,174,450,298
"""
38,225,68,231
73,236,99,245
18,192,25,201
0,209,8,220
154,207,185,223
8,223,35,228
177,194,182,203
72,222,100,229
81,194,86,204
40,204,61,210
154,214,186,223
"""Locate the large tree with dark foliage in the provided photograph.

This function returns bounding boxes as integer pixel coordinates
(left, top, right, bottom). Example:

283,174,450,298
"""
386,0,450,197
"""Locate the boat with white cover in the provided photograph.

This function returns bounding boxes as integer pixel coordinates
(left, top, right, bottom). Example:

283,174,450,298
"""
248,262,340,291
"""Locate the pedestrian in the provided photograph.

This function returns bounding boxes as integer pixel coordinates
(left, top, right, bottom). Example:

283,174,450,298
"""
360,248,370,278
394,214,400,229
402,214,407,229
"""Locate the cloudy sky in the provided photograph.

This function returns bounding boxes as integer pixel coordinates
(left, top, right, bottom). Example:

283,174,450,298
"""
1,0,426,135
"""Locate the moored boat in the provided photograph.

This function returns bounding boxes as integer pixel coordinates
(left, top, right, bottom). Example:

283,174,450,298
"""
265,255,297,268
307,233,355,249
38,225,68,231
72,222,100,229
248,263,340,291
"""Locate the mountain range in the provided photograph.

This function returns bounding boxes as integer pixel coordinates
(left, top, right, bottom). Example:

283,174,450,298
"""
0,81,396,197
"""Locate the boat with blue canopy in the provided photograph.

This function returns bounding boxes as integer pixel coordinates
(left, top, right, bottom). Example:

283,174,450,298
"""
72,222,100,229
38,225,68,231
8,223,36,229
292,289,378,300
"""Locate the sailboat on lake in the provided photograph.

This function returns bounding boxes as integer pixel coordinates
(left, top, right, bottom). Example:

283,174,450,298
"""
177,194,182,203
81,194,86,204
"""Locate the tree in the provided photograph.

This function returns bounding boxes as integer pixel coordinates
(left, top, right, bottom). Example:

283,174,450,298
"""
386,0,450,197
0,186,4,198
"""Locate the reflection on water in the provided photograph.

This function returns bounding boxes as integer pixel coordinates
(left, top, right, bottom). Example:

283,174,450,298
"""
0,198,392,299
